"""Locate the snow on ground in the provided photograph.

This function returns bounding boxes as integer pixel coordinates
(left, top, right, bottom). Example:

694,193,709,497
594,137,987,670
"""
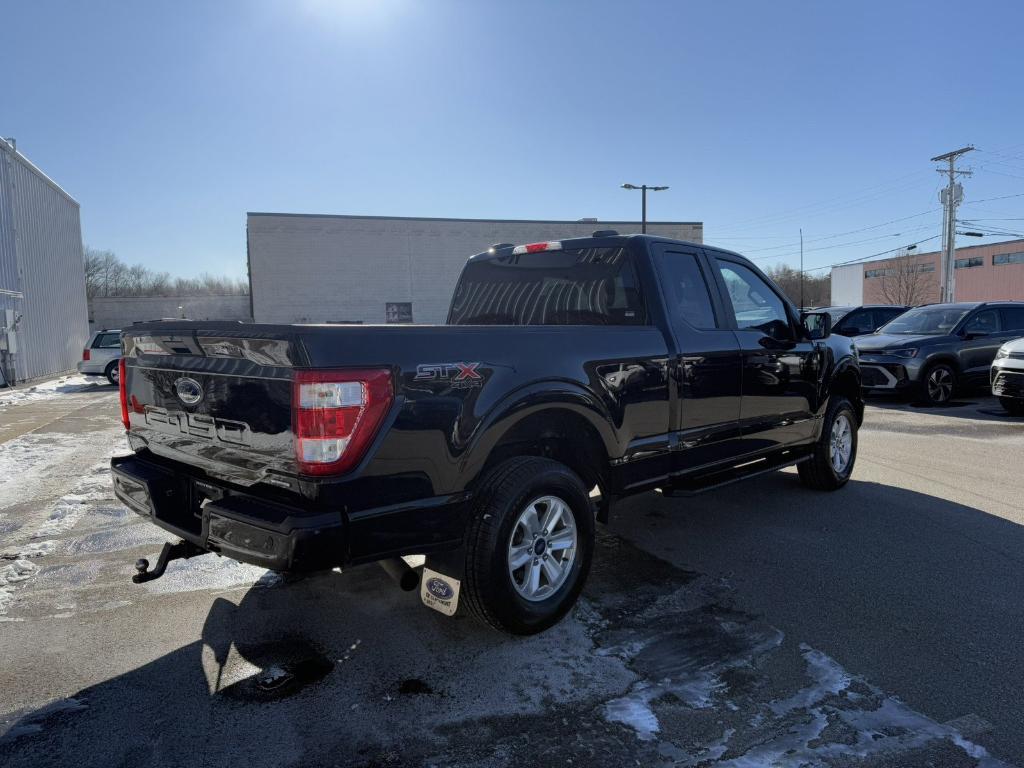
0,375,106,409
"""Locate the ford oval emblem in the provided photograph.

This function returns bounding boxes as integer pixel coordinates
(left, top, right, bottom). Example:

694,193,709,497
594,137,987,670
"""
426,577,454,600
174,377,204,405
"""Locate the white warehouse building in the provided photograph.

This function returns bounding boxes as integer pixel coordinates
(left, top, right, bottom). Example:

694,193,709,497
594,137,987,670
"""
246,213,703,325
0,138,89,384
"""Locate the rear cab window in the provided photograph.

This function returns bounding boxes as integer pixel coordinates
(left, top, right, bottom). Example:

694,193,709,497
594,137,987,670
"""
448,246,646,325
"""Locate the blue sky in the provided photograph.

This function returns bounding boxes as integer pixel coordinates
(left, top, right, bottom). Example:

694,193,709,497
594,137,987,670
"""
5,0,1024,280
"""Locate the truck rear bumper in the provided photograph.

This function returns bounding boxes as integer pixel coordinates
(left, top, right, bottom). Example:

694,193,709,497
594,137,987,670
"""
111,453,345,572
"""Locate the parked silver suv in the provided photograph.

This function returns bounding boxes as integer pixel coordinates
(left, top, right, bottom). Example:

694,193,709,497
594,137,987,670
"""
77,329,121,385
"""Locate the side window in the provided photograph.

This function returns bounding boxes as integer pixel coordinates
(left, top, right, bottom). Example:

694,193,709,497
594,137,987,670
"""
963,309,1001,335
999,307,1024,332
837,310,874,335
654,251,718,329
879,308,906,325
93,332,120,349
715,260,791,340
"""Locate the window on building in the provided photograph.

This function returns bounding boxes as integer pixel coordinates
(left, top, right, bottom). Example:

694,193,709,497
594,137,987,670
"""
865,268,892,279
993,251,1024,266
954,256,983,269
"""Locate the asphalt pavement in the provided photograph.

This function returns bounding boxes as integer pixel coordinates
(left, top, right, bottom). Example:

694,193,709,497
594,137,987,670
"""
0,383,1021,767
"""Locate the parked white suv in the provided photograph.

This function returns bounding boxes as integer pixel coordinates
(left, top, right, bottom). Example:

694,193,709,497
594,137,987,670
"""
77,329,122,385
992,337,1024,416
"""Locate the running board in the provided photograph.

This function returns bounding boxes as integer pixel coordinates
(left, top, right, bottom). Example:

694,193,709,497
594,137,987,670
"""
661,449,812,497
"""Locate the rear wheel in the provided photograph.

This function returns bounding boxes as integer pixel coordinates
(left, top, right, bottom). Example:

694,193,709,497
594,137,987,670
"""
798,396,857,491
463,457,594,635
1000,396,1024,416
919,362,956,405
104,360,120,386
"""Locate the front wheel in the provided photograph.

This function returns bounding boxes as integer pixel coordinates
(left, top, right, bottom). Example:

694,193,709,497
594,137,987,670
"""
919,362,956,406
463,457,594,635
1000,396,1024,416
798,396,858,491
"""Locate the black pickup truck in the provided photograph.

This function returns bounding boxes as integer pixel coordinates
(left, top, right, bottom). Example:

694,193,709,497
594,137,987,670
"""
112,233,861,634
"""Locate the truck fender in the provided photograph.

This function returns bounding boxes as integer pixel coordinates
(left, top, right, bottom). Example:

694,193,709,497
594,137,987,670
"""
458,380,618,489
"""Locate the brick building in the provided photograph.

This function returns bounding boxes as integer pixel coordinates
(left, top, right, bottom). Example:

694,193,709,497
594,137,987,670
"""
830,238,1024,306
246,213,703,325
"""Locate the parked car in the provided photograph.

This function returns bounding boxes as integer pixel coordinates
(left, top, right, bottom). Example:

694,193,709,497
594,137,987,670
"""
110,233,862,635
819,305,909,337
991,337,1024,415
77,328,122,385
855,302,1024,405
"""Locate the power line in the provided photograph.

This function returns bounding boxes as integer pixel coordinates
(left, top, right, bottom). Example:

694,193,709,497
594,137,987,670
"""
734,209,938,254
749,226,935,263
714,170,934,232
801,235,942,273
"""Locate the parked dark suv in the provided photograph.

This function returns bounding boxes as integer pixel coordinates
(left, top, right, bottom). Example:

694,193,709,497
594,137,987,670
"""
855,301,1024,404
819,305,909,337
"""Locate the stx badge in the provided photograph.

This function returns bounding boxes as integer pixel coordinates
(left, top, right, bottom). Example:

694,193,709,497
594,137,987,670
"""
414,362,484,388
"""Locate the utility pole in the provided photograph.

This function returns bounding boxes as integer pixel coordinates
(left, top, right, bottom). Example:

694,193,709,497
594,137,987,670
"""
799,228,804,309
930,146,973,303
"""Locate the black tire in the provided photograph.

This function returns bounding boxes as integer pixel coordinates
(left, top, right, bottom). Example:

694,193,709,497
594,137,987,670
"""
1001,396,1024,416
918,362,957,405
105,360,119,386
463,456,594,635
798,396,857,491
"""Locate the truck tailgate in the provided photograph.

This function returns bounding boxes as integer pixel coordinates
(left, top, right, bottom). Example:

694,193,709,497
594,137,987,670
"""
122,328,300,486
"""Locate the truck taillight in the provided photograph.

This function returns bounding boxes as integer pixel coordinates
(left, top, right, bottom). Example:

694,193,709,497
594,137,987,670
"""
83,348,91,361
292,369,393,476
118,358,129,430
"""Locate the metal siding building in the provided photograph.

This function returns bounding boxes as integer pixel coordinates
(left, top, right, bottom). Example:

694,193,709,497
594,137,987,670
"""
0,139,89,383
247,213,703,325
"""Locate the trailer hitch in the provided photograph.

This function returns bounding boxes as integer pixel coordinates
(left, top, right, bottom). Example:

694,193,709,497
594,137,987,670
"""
133,540,204,583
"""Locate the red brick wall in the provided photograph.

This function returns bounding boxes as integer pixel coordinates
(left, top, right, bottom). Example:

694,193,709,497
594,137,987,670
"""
860,240,1024,304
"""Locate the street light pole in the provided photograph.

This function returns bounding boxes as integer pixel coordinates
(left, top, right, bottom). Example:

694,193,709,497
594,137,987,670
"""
621,183,669,234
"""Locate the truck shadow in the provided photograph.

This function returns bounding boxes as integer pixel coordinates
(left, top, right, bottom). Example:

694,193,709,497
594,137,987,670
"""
2,478,1022,766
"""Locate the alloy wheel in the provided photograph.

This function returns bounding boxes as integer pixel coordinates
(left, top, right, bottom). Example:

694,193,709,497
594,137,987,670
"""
507,495,577,602
926,367,953,403
830,412,853,474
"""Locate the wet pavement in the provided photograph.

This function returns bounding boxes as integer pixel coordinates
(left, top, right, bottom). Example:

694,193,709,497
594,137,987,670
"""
0,385,1022,767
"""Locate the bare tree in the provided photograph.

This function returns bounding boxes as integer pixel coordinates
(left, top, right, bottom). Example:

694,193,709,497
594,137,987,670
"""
765,264,831,307
82,247,248,297
877,250,935,306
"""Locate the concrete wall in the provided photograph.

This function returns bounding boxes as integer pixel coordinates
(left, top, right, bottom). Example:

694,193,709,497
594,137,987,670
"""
88,294,251,331
247,214,703,325
0,138,89,383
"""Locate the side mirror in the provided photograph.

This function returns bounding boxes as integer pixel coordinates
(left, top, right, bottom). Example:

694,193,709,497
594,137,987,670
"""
961,330,988,340
801,311,831,340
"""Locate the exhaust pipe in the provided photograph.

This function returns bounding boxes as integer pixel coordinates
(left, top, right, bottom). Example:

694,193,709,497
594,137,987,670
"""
379,557,420,591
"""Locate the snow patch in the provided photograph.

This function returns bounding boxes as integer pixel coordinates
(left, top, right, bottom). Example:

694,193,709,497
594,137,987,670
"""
0,559,38,615
0,375,104,408
604,685,660,740
1,540,55,559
